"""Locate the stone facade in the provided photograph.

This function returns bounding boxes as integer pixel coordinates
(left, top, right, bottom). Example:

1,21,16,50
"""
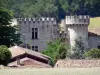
11,15,100,52
17,18,59,51
88,34,100,49
61,15,90,50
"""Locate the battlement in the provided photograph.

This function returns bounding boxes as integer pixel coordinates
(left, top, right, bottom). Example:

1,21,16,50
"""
17,17,56,22
65,15,90,25
17,17,57,25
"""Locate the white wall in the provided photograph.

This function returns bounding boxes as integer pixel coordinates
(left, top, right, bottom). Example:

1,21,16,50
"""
65,15,90,50
68,25,88,49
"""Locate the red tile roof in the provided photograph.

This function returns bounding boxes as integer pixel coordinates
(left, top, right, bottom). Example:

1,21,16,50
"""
88,28,100,36
9,46,50,61
8,57,51,68
8,46,51,68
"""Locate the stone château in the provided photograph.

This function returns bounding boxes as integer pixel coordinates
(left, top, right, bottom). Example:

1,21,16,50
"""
11,15,100,51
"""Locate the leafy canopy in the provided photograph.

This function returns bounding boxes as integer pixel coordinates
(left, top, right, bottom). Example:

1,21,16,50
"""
0,8,20,47
84,48,100,59
70,37,86,59
0,45,12,66
5,0,100,19
42,39,68,66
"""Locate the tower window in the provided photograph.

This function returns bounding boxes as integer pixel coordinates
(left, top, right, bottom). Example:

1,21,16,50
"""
32,46,38,52
32,28,38,39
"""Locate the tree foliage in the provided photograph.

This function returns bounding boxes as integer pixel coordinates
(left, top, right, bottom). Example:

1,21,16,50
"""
1,0,99,19
0,45,12,66
57,43,67,59
0,0,9,8
42,39,68,66
84,48,100,59
70,38,85,59
0,8,20,47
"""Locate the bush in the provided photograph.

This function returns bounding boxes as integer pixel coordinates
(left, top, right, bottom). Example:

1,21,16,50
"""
70,37,85,59
84,48,100,59
42,39,68,66
0,45,12,66
57,43,68,59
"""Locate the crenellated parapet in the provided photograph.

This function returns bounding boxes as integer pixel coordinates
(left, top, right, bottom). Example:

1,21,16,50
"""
17,17,57,25
65,15,90,25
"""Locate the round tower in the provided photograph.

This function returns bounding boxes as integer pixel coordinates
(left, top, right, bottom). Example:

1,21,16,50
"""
65,15,90,50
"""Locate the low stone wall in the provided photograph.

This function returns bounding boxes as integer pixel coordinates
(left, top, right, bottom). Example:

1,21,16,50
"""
55,59,100,68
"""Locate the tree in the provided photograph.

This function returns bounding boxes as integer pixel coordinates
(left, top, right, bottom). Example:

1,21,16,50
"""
84,48,100,59
0,45,12,66
42,39,68,66
57,43,68,59
70,37,85,59
6,0,100,18
0,0,9,8
0,8,21,47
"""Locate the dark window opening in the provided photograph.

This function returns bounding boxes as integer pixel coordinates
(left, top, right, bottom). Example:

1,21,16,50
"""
32,46,38,52
32,46,34,50
32,28,38,39
98,46,100,49
35,32,38,39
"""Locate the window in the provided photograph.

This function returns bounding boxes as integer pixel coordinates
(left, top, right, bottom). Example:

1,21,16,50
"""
98,46,100,49
17,57,20,65
53,25,59,35
32,46,38,52
32,28,38,39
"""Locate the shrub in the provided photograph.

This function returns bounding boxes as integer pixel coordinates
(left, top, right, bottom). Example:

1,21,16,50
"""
57,43,68,59
84,48,100,59
0,45,12,66
70,37,85,59
42,39,68,66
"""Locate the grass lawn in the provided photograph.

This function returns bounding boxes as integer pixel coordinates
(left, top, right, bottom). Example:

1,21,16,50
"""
0,68,100,75
89,17,100,28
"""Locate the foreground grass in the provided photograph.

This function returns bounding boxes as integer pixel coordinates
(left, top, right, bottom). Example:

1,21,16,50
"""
0,68,100,75
89,17,100,28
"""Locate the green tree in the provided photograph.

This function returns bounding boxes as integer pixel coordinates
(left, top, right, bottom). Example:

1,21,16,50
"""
0,8,20,47
42,39,68,66
70,37,85,59
7,0,100,18
0,45,12,66
0,0,9,8
84,48,100,59
57,43,68,59
7,0,58,18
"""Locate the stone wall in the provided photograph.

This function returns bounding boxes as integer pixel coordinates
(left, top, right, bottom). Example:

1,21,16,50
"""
55,59,100,68
65,15,90,25
65,15,90,50
17,17,59,51
88,35,100,49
